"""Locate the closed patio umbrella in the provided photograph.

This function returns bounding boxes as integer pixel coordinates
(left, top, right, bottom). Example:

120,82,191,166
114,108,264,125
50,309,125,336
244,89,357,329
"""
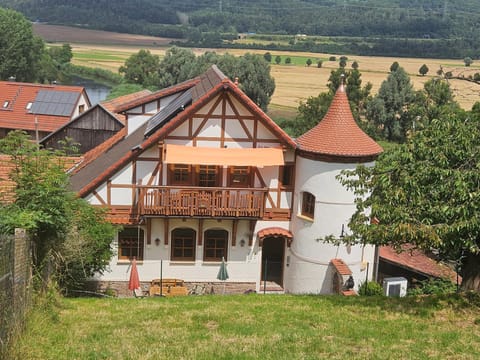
217,257,229,294
128,257,141,294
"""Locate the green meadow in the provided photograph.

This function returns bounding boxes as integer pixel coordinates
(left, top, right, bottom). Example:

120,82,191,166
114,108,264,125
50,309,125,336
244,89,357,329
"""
10,293,480,359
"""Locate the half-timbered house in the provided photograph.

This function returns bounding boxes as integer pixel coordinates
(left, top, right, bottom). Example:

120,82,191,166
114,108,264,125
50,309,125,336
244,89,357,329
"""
70,65,383,295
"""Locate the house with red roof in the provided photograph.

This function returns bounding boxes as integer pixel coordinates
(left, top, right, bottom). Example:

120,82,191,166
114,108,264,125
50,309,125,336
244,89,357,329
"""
0,80,90,140
69,65,386,296
40,90,152,154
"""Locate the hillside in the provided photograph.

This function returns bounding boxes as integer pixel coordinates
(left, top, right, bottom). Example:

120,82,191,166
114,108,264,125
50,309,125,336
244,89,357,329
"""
1,0,480,58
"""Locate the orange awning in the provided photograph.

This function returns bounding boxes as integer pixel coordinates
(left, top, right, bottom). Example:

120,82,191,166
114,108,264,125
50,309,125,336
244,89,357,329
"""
164,144,284,167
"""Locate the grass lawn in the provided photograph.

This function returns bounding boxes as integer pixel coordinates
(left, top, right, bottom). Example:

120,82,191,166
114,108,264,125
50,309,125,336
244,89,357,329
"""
10,293,480,359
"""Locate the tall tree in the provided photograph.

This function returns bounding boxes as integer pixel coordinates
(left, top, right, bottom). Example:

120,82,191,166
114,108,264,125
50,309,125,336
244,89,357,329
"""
0,8,46,82
119,49,160,87
366,66,415,142
127,48,276,111
156,47,196,88
338,111,480,291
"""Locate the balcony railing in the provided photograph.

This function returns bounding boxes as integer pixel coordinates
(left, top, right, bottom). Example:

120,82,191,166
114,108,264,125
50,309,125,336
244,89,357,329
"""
137,186,267,218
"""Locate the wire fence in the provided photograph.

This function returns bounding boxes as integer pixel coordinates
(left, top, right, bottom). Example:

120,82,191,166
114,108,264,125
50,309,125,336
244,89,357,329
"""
0,229,32,358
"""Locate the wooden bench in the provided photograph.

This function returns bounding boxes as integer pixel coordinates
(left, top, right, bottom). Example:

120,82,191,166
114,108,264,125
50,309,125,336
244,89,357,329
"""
149,278,188,297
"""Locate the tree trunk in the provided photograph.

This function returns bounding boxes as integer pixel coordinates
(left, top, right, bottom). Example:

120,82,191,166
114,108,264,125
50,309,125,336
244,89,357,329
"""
461,252,480,292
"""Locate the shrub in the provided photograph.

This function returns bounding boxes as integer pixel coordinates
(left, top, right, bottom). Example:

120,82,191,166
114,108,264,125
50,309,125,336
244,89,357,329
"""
358,281,384,296
407,278,456,296
329,56,337,61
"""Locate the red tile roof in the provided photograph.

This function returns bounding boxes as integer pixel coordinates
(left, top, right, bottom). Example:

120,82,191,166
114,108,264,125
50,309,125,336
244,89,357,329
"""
379,245,459,283
296,84,383,159
0,81,88,133
257,227,293,239
330,258,353,276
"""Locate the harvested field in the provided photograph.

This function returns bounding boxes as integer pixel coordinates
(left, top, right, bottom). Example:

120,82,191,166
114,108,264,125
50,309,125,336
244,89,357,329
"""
34,24,480,111
33,23,177,47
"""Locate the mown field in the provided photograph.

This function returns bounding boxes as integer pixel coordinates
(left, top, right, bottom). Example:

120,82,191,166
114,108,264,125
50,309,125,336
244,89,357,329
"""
35,24,480,114
10,293,480,360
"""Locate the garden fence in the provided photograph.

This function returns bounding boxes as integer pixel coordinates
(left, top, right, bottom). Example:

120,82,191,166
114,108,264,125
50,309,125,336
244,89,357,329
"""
0,229,32,358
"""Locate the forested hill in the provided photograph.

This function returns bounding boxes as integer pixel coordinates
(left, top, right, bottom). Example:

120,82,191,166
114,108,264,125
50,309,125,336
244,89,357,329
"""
1,0,480,58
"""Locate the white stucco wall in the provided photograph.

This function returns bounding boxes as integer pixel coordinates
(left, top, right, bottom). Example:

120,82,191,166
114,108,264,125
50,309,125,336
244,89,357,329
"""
98,219,263,284
284,155,376,294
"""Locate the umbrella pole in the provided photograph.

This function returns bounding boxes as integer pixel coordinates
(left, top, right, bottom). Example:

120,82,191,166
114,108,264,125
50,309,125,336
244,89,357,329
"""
263,259,268,294
160,260,163,297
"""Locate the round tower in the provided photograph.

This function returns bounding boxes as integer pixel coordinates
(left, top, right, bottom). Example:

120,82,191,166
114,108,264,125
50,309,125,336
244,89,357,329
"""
285,82,383,294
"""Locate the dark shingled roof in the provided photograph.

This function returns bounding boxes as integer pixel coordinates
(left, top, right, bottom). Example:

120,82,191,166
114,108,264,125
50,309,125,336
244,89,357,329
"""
144,89,192,136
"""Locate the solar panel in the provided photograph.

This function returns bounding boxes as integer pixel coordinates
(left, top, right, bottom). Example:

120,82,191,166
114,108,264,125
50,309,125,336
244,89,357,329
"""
30,90,78,116
144,89,192,136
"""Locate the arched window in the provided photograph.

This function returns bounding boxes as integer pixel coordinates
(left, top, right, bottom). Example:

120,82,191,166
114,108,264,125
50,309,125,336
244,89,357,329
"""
118,227,144,260
204,229,228,261
171,228,196,261
301,191,315,219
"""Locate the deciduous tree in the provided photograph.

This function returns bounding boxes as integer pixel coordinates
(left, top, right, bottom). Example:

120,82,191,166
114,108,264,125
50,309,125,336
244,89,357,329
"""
366,65,415,142
119,49,160,87
419,64,429,76
339,112,480,291
0,8,46,82
464,57,473,67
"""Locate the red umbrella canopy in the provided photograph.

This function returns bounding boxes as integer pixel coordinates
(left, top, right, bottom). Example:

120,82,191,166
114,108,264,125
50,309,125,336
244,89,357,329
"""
128,257,141,290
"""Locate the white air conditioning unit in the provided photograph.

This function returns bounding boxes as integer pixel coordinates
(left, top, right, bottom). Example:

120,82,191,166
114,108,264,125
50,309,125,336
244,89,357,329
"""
383,277,408,297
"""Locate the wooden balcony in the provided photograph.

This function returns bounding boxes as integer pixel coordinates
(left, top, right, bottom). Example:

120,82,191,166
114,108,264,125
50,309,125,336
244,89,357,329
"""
138,186,267,218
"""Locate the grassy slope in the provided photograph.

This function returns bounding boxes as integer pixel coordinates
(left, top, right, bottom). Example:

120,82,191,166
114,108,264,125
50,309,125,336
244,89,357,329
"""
11,294,480,359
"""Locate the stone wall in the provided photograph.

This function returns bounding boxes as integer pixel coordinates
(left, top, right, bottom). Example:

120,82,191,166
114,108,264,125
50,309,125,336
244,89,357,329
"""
87,280,257,297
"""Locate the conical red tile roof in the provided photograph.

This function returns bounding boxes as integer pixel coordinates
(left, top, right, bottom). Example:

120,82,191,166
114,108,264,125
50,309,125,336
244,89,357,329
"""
296,84,382,160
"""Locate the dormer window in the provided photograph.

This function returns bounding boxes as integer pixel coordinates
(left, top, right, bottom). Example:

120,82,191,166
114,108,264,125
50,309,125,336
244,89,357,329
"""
2,101,9,108
26,102,33,110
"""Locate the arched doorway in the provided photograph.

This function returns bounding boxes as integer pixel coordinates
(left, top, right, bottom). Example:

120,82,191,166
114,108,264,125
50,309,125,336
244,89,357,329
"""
261,236,285,287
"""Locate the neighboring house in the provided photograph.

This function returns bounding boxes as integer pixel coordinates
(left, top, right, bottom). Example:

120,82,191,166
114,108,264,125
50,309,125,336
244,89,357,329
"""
0,81,90,140
379,245,459,286
70,65,384,295
40,90,151,154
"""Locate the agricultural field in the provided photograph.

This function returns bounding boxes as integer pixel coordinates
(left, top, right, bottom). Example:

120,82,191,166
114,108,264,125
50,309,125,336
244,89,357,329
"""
35,24,480,113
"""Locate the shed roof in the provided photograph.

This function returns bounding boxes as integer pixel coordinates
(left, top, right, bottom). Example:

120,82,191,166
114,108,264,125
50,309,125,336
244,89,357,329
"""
379,245,458,283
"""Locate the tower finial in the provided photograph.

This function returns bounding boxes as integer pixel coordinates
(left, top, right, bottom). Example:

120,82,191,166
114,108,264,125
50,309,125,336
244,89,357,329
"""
339,73,346,91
